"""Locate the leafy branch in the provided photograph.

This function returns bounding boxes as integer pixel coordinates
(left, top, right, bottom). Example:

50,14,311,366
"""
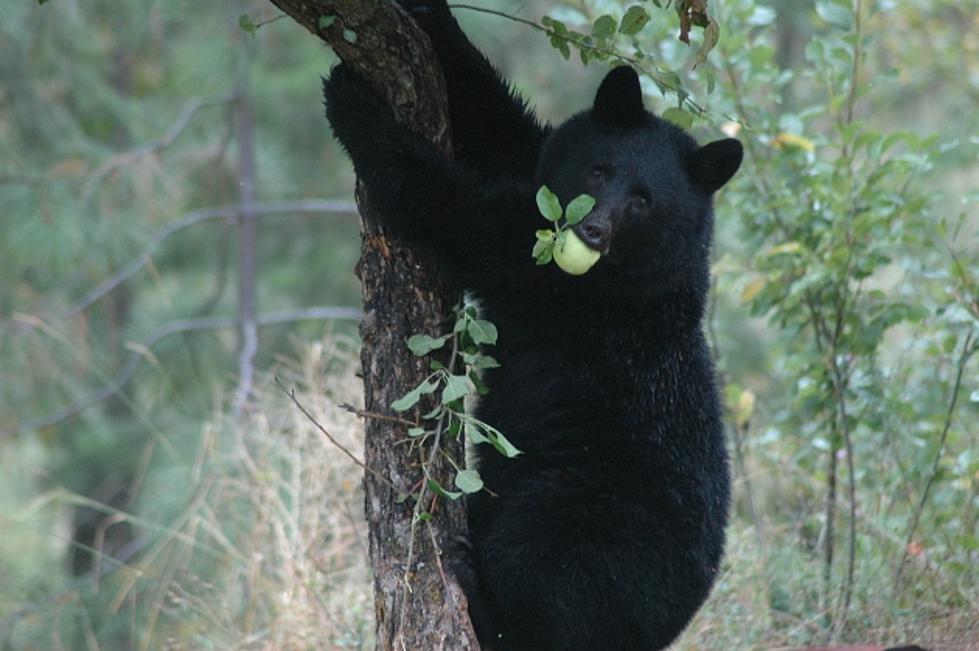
447,3,714,117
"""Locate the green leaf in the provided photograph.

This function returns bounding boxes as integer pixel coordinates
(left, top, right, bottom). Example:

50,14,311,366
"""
536,185,562,222
391,379,437,412
471,354,501,369
549,35,572,60
466,420,522,458
407,333,450,356
238,14,257,34
486,428,522,458
466,423,489,446
469,369,491,396
619,6,650,36
534,236,555,260
318,15,336,30
446,416,461,440
454,469,484,494
342,29,358,44
533,230,556,264
565,194,596,225
592,15,618,38
427,479,462,500
441,374,472,404
662,107,694,130
815,1,853,29
407,427,426,437
548,17,568,35
467,319,498,345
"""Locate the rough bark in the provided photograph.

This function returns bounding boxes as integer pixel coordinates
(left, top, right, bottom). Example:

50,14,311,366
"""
265,2,477,649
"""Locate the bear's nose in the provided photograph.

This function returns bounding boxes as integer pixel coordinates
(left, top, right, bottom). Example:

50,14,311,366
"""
574,218,612,252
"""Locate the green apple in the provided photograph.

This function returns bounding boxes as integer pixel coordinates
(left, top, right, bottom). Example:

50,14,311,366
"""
553,229,601,275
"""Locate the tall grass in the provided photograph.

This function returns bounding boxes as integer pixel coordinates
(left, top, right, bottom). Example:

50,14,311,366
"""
5,335,976,649
160,336,373,650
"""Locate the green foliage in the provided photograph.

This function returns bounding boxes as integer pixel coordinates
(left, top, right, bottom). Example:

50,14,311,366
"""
685,0,977,641
239,13,258,34
545,0,979,642
532,185,597,266
394,303,518,503
538,1,719,118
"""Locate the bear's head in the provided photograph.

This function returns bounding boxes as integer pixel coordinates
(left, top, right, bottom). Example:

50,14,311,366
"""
535,66,742,292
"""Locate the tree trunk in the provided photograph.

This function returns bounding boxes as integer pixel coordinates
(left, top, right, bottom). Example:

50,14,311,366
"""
265,2,477,649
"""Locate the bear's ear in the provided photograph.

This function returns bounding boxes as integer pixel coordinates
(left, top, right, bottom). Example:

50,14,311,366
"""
593,66,645,126
688,138,743,194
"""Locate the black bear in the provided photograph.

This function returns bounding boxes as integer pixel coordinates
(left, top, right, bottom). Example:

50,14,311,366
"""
323,2,742,649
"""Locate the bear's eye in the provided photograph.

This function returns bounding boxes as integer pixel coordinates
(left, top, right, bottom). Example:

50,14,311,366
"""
634,193,651,210
590,165,605,180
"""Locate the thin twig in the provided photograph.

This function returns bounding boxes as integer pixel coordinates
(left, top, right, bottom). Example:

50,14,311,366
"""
341,403,419,428
448,3,706,115
830,352,857,637
48,199,357,324
61,205,235,321
829,2,864,632
80,97,231,203
275,377,403,495
894,330,977,588
426,519,449,587
193,230,231,317
254,13,287,29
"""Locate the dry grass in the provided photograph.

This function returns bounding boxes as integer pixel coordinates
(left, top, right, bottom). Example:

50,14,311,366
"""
159,335,373,650
171,334,976,650
10,334,970,649
676,525,979,651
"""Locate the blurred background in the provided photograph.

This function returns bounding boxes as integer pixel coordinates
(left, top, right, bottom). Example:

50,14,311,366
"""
1,0,976,649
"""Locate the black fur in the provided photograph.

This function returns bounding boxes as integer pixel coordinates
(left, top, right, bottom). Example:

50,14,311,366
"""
323,3,742,649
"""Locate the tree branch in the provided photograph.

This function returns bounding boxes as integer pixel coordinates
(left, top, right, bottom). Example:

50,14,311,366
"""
231,43,260,419
6,306,362,437
894,330,977,589
80,97,232,203
266,0,450,145
26,199,356,325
